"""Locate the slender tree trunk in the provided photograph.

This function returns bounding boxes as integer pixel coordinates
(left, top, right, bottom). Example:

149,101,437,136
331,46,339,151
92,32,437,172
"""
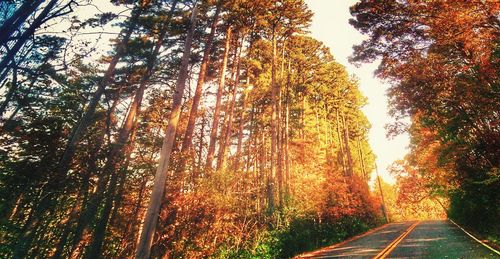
70,2,177,253
181,5,221,151
284,59,291,198
235,78,250,170
205,26,232,170
197,113,205,172
13,194,50,259
217,35,243,170
314,109,322,144
85,172,119,258
0,0,60,83
357,138,367,181
245,104,255,174
52,137,104,259
276,41,286,209
336,109,347,176
268,30,277,214
341,113,353,176
56,4,145,177
121,176,146,254
135,5,198,258
375,164,390,222
0,0,43,46
86,115,139,258
58,93,119,258
259,129,266,214
301,93,305,140
0,67,17,116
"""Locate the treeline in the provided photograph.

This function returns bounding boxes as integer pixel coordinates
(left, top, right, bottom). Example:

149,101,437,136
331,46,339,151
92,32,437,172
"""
0,0,382,258
350,0,499,241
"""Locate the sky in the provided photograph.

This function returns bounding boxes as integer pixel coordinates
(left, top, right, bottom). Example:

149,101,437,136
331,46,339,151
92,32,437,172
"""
305,0,410,183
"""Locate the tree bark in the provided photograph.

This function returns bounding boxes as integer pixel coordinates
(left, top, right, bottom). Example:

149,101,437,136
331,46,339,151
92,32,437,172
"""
357,138,367,181
284,59,291,198
69,1,177,253
268,30,277,214
0,0,61,83
234,77,250,171
0,67,17,116
86,114,139,258
336,109,347,176
181,5,221,152
217,35,243,170
0,0,43,46
205,26,232,170
56,4,145,178
135,5,198,259
341,113,354,177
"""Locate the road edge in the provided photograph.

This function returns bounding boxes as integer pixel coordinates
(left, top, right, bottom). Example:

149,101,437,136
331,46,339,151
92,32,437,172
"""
294,222,391,258
449,219,500,256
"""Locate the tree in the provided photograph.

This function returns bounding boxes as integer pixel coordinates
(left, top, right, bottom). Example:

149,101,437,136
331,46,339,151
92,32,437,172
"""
350,0,499,236
136,4,199,258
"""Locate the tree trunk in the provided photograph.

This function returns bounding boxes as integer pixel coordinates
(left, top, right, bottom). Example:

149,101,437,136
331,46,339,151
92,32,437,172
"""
56,4,145,178
0,0,43,46
197,113,206,172
0,67,17,116
135,5,198,259
0,0,59,83
245,104,255,174
357,138,367,181
69,1,177,253
284,59,291,198
181,5,221,152
276,41,286,209
259,129,266,214
235,77,251,171
56,92,119,258
341,113,354,177
301,93,305,140
86,115,139,258
121,176,146,255
268,30,277,214
217,35,243,170
336,109,347,176
205,26,232,170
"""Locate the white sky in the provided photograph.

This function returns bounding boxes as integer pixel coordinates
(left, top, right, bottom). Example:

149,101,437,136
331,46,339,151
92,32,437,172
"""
305,0,410,183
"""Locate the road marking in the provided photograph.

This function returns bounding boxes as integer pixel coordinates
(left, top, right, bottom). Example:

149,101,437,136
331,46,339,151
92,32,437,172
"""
449,219,500,256
295,223,392,258
374,221,420,259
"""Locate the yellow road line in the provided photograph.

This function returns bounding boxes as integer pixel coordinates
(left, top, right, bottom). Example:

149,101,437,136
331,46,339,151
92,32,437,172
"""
296,223,392,258
374,221,420,259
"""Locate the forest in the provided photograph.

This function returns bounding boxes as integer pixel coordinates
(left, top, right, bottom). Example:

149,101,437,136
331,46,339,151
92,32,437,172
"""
0,0,498,258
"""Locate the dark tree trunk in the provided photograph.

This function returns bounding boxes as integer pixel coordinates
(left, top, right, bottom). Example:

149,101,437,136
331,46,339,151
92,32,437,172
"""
56,4,145,178
0,0,43,46
0,0,60,83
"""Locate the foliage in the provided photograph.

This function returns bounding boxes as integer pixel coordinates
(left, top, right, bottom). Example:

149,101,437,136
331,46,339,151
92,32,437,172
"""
0,0,384,258
350,0,499,239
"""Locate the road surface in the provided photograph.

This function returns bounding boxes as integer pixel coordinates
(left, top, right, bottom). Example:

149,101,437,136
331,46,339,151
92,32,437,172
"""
298,220,498,258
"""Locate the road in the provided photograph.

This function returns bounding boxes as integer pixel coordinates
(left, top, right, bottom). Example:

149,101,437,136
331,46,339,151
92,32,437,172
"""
298,220,498,258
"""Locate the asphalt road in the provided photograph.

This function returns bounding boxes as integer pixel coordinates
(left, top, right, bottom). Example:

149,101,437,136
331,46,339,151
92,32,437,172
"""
299,220,498,258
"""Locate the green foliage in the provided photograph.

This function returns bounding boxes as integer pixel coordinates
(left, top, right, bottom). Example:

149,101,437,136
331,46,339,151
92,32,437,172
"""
448,173,500,239
216,215,374,259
